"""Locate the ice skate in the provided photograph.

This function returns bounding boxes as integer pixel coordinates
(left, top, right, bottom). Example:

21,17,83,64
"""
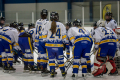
8,66,16,73
82,73,87,80
108,70,118,76
41,68,50,77
71,73,78,80
3,65,8,73
61,69,67,77
29,65,36,74
23,65,30,73
35,65,42,74
0,62,3,70
50,69,56,78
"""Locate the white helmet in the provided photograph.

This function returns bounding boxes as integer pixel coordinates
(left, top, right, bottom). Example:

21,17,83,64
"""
97,20,105,27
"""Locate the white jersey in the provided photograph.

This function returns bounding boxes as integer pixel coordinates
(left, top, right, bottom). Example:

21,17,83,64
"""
93,27,117,48
105,19,117,30
67,27,90,44
35,19,48,39
10,27,21,50
1,26,17,44
28,28,36,46
91,28,95,37
42,21,67,44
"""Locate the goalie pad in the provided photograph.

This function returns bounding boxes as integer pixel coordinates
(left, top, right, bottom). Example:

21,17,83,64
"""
92,50,106,76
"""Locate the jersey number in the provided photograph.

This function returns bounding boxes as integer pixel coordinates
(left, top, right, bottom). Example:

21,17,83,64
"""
36,25,42,35
103,29,114,35
78,29,85,34
50,28,61,38
29,30,34,35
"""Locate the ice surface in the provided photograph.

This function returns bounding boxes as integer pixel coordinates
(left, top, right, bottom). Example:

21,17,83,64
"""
1,27,120,80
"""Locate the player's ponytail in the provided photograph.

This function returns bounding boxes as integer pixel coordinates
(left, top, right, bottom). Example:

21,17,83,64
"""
51,20,56,34
50,12,59,34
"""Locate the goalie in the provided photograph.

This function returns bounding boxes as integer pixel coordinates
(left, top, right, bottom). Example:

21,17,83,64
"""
92,20,118,77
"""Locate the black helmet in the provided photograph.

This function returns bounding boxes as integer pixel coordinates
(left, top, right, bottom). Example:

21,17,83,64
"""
93,21,97,27
105,12,112,21
73,19,82,27
0,17,5,26
28,23,35,30
66,22,72,28
0,17,5,21
50,12,59,21
41,9,48,16
18,22,24,27
9,22,13,27
105,12,112,17
12,21,18,28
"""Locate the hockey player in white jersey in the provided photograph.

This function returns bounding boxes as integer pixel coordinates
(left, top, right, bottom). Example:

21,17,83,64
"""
35,9,50,73
65,22,72,58
0,17,5,68
105,12,117,29
42,12,67,77
92,20,118,77
91,21,97,37
28,23,36,46
0,23,18,72
67,19,93,78
10,22,22,64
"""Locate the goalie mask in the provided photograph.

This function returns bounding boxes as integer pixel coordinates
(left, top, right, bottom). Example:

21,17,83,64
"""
97,20,105,27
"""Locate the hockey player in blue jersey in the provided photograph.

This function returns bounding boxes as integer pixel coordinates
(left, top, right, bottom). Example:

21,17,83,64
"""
0,17,5,68
17,25,35,73
67,19,93,78
42,12,67,77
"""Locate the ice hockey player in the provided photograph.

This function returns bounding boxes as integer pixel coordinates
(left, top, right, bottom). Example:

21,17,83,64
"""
0,17,5,68
17,24,35,73
12,22,23,64
91,21,97,37
67,19,93,78
105,12,117,30
65,22,72,59
92,20,118,77
35,9,50,73
42,12,67,77
0,19,17,73
28,23,36,46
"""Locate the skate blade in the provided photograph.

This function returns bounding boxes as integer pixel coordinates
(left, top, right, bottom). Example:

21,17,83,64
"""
29,71,36,74
108,74,119,76
35,71,41,74
9,70,16,74
23,70,30,73
3,70,9,73
41,73,50,77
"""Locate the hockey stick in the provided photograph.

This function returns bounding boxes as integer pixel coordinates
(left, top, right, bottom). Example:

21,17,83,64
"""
55,57,73,70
